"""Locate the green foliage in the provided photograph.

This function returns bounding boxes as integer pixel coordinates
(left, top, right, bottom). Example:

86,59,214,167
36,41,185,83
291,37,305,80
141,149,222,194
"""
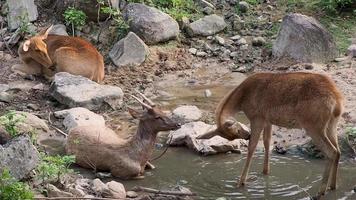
99,1,129,39
346,127,356,138
316,0,354,14
128,0,200,20
0,169,34,200
63,7,87,36
36,153,76,184
0,111,26,137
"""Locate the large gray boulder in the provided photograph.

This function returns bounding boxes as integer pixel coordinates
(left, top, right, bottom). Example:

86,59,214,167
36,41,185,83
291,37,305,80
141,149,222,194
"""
49,72,124,111
0,135,40,180
6,0,38,30
168,121,247,155
109,32,149,67
272,13,337,63
54,107,106,131
123,3,179,44
49,24,69,36
186,14,227,37
172,105,202,124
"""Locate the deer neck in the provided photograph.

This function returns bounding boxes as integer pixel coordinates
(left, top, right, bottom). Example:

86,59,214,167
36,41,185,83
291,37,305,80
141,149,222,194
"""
216,87,243,129
129,122,157,164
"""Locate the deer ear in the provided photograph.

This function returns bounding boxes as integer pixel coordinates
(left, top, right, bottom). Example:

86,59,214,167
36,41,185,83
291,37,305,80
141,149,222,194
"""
23,40,31,52
38,25,53,39
128,107,143,119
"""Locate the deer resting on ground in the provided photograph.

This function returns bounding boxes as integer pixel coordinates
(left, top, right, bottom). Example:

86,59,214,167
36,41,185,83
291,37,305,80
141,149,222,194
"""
15,25,104,83
198,72,344,199
66,92,180,178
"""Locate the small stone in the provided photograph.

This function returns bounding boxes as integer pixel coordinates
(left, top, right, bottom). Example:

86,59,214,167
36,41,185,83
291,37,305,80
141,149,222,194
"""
92,179,110,195
95,172,112,179
0,92,12,103
126,191,138,198
0,84,9,93
252,37,266,46
230,51,239,58
196,51,208,57
215,36,225,45
188,48,198,55
105,181,126,199
47,184,73,198
202,6,214,15
172,105,202,124
240,44,249,50
207,36,213,40
204,89,212,97
347,44,356,57
237,38,247,45
27,103,40,111
239,1,249,13
49,24,68,36
230,35,241,41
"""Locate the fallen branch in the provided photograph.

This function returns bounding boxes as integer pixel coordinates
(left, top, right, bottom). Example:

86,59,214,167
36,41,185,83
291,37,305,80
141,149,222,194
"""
50,125,68,137
132,186,196,196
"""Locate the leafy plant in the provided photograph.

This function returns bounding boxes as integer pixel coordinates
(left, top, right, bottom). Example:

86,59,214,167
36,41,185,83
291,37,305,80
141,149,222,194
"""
345,127,356,138
0,169,34,200
36,153,76,184
63,7,87,36
0,111,26,137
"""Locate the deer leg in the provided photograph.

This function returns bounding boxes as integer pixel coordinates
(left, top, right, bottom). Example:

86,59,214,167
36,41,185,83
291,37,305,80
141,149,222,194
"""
326,118,340,190
307,128,338,198
263,123,272,175
238,119,264,187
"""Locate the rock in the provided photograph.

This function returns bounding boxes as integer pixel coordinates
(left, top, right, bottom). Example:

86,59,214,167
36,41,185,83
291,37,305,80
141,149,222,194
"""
0,127,11,145
252,37,266,46
230,51,239,58
188,48,198,55
272,13,337,63
6,0,38,30
0,84,9,93
54,107,106,131
8,80,37,92
126,191,138,198
186,14,227,37
203,6,214,15
49,72,124,111
240,44,248,50
92,178,110,195
237,38,247,45
105,181,126,199
347,44,356,57
198,0,216,9
49,24,68,36
109,32,149,68
0,111,49,136
230,35,241,41
274,143,287,154
239,1,249,13
123,3,179,44
204,89,212,97
297,140,324,158
0,92,12,103
0,135,40,180
172,105,202,124
196,51,208,57
215,36,225,45
168,121,247,155
47,184,73,198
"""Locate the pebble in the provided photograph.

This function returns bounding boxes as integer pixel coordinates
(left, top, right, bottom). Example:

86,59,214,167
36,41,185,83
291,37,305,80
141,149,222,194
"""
214,36,225,45
237,38,247,45
239,1,249,13
252,37,266,46
188,48,197,55
230,35,241,41
126,191,138,198
196,51,208,57
204,89,212,97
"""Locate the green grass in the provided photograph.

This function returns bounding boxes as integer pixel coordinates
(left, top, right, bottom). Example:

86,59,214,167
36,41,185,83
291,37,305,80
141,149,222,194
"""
0,169,34,200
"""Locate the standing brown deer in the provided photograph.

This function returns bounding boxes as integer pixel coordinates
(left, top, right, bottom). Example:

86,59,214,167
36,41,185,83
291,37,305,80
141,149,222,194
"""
198,72,344,199
15,25,104,83
66,92,181,179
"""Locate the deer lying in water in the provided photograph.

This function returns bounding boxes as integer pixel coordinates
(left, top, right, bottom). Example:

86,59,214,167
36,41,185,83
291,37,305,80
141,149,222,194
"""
15,25,104,83
66,92,180,178
198,72,344,199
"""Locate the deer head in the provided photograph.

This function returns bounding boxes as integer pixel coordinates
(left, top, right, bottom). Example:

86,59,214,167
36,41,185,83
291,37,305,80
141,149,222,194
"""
21,25,53,67
128,92,181,133
197,119,250,140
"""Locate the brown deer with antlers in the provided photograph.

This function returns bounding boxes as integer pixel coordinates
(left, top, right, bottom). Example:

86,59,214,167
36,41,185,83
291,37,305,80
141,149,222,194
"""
198,72,344,199
66,92,180,178
15,25,104,83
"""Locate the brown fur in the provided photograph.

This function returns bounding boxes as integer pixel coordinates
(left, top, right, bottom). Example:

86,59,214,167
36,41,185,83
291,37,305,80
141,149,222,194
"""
66,106,180,179
198,72,344,199
16,26,104,83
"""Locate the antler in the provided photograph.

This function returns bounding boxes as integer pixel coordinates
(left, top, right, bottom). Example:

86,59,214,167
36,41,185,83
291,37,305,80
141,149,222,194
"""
135,89,156,107
130,95,152,110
